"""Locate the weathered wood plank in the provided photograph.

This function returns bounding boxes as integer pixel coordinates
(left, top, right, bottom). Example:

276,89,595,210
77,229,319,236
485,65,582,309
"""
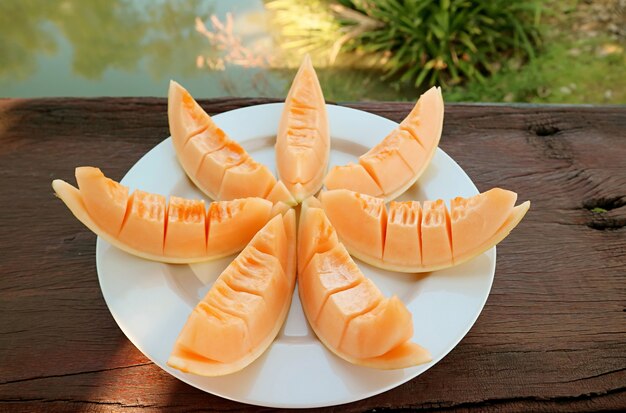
0,98,624,412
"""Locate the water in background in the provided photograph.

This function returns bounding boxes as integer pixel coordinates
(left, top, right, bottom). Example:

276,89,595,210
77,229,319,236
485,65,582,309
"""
0,0,413,101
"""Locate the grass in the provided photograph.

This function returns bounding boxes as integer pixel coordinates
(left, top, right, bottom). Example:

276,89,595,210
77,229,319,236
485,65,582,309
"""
446,34,625,104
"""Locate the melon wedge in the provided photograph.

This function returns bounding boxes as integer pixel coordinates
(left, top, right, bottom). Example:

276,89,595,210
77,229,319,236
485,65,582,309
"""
297,199,431,369
168,210,296,376
52,167,273,263
168,80,296,206
276,55,329,202
325,86,444,201
319,189,529,273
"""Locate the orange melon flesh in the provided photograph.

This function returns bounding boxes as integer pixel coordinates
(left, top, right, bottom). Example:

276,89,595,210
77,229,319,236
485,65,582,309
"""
324,86,444,202
299,244,362,321
218,158,276,201
319,188,529,273
223,247,288,319
195,141,249,199
421,199,453,268
297,205,339,275
169,81,294,204
359,129,427,196
75,167,129,235
319,190,387,260
248,213,290,287
181,127,228,176
117,189,166,256
52,167,274,263
168,80,211,152
164,196,206,258
266,180,297,206
175,302,250,364
399,86,445,151
358,342,431,370
206,198,273,258
324,163,383,197
276,55,329,201
383,201,422,267
316,279,382,349
297,204,430,369
341,296,414,359
450,188,517,259
207,280,269,348
270,201,292,219
168,212,296,376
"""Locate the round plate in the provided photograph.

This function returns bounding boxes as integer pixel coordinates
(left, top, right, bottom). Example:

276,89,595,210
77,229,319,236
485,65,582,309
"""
96,103,494,408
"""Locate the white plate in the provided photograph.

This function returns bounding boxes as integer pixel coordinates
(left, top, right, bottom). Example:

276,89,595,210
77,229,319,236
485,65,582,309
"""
96,103,494,408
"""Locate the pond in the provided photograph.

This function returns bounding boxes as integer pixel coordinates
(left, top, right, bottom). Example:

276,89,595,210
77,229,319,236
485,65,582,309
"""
0,0,419,101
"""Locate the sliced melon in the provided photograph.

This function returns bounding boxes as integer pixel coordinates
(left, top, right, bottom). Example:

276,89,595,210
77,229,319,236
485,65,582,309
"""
52,167,273,263
168,80,296,206
319,189,530,273
168,210,296,376
275,55,329,202
297,200,430,369
325,86,444,201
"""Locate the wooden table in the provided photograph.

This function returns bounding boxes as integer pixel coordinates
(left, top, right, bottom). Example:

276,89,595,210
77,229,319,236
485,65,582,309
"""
1,98,625,412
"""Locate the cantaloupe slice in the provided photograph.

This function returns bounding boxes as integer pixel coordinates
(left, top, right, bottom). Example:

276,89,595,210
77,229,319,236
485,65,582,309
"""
275,55,329,202
168,80,296,206
297,199,430,369
168,210,296,376
319,189,530,273
52,167,273,263
325,86,444,201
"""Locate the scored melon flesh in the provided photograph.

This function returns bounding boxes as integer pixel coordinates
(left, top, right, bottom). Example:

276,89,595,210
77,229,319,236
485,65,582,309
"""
168,80,211,152
297,204,430,369
218,158,276,201
53,167,276,263
195,142,249,199
168,213,296,376
164,196,206,258
324,163,383,197
181,127,228,176
359,129,427,196
324,86,443,202
450,188,517,259
297,205,339,275
299,244,362,321
117,189,167,256
169,80,292,204
316,279,382,349
276,55,329,201
421,199,453,269
75,167,129,235
248,213,290,286
340,296,413,359
223,247,289,319
206,198,273,257
174,302,250,364
399,86,445,152
320,189,387,260
266,180,297,206
319,188,529,273
383,201,422,267
208,279,270,348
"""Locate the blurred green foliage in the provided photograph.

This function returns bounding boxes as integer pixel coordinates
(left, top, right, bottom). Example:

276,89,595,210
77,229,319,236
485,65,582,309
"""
266,0,542,89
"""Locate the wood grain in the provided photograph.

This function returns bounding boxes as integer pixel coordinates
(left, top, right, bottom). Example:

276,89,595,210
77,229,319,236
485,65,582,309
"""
0,97,624,412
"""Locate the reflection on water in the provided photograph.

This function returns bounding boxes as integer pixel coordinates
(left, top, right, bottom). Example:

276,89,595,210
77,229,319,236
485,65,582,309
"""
0,0,414,100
